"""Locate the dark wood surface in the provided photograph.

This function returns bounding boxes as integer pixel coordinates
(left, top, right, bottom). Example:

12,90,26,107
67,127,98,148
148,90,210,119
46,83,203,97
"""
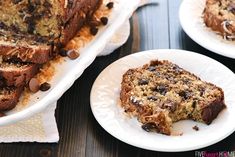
1,0,235,156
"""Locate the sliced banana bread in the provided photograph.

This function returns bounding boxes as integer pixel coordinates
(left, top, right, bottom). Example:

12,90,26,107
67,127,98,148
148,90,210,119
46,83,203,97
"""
0,62,39,87
0,0,102,44
120,60,226,135
0,86,23,111
203,0,235,40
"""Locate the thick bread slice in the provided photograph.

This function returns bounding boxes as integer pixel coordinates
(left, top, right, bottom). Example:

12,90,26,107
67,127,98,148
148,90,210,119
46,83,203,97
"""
0,62,39,87
120,60,226,135
0,0,102,44
0,87,23,111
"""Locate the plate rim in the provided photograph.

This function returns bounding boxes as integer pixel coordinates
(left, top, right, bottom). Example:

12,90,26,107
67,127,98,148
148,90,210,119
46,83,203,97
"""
179,0,235,59
90,49,235,152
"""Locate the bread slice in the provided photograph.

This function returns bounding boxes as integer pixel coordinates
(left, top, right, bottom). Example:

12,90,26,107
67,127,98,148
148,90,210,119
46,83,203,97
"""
0,29,53,64
0,0,102,44
0,61,39,87
0,0,102,63
0,86,23,111
204,0,235,40
120,60,226,135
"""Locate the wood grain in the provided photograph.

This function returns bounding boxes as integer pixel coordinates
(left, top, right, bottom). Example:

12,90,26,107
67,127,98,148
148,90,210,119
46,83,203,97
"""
0,0,234,156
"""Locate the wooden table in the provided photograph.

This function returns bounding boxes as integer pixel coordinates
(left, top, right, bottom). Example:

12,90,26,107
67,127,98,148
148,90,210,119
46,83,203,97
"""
1,0,235,156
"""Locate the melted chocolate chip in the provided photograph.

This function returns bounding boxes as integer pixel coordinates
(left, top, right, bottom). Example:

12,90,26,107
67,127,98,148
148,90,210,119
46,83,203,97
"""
142,123,157,132
179,90,191,100
192,101,197,108
163,102,177,112
147,66,156,71
147,96,158,101
138,79,149,85
152,85,167,95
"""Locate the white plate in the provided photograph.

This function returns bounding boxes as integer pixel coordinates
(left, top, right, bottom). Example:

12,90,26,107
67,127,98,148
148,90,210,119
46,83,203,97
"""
179,0,235,59
90,49,235,152
0,0,141,126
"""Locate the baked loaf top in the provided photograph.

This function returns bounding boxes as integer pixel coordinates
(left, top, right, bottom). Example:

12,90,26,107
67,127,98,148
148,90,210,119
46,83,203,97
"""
204,0,235,40
120,60,226,135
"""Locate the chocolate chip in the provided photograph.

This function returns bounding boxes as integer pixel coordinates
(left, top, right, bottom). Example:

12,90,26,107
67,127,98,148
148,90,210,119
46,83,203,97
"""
40,82,51,91
0,22,7,29
12,0,22,4
27,22,35,34
179,90,191,100
192,125,199,131
67,50,80,60
152,85,167,95
106,2,114,9
59,49,68,57
100,17,108,25
138,79,149,85
147,66,156,71
142,123,157,132
90,27,98,36
192,101,197,108
29,78,40,93
147,96,158,101
163,102,177,112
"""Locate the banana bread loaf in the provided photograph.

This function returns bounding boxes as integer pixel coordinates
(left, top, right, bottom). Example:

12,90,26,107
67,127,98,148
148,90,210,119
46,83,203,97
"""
120,60,226,135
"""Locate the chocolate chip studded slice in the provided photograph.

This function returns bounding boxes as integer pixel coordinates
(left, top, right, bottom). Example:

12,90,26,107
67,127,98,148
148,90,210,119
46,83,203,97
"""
120,60,225,135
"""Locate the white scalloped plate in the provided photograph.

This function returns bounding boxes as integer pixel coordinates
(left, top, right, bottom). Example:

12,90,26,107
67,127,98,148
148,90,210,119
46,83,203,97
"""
0,0,141,126
179,0,235,59
90,49,235,152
